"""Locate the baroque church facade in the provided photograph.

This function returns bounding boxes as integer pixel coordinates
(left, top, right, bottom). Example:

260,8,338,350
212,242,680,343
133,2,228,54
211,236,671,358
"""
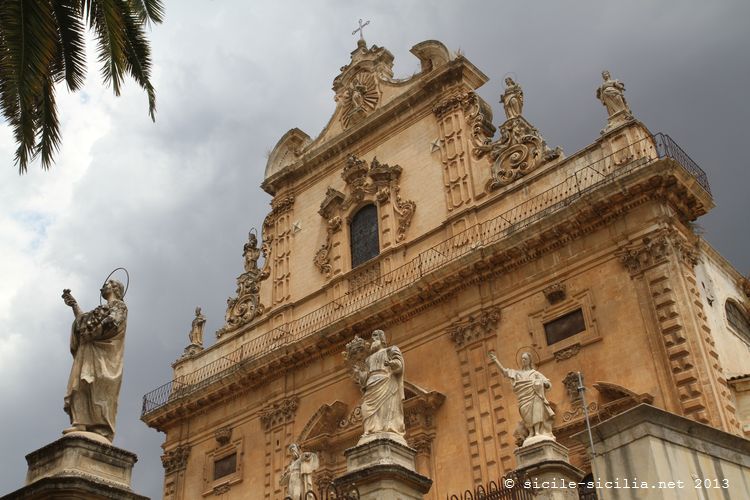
142,38,750,499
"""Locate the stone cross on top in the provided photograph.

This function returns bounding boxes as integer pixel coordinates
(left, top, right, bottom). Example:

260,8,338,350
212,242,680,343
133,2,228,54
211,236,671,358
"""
352,19,370,41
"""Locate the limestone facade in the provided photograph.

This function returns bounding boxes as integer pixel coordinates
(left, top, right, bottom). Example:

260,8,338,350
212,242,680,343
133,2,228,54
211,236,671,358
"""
141,39,750,499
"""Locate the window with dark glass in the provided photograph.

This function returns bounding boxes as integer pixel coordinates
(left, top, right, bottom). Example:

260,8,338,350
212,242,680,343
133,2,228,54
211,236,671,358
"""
213,452,237,480
543,308,586,345
350,204,379,268
726,300,750,342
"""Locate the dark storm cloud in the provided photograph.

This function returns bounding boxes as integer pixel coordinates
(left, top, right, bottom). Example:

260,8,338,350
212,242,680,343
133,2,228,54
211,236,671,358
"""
1,2,747,498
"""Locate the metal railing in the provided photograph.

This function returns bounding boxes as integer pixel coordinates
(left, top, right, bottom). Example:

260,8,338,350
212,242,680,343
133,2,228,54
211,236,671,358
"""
141,133,709,417
446,476,536,500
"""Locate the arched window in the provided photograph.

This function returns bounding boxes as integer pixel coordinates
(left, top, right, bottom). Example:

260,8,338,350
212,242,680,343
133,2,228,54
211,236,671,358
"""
726,300,750,343
350,204,379,268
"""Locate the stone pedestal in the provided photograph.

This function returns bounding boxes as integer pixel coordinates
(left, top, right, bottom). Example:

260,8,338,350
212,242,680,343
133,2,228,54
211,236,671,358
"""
1,433,148,499
334,438,432,500
514,440,583,500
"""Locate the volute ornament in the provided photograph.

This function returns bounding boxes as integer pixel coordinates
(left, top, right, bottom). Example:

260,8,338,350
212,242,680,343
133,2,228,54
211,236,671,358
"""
475,78,561,190
216,231,267,338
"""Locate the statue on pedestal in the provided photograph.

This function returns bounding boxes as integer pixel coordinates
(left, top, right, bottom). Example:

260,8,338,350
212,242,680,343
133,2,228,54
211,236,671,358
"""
596,70,633,131
489,351,555,446
280,443,319,500
62,280,128,442
188,307,206,347
501,77,524,120
345,330,406,445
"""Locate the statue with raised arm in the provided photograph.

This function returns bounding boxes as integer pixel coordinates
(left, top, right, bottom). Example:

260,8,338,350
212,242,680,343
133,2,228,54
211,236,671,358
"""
280,443,319,500
61,280,128,442
489,351,555,446
347,330,406,445
188,306,206,347
501,77,524,120
596,70,632,129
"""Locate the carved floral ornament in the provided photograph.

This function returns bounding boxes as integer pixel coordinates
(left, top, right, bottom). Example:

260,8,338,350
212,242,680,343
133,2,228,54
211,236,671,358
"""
314,155,416,277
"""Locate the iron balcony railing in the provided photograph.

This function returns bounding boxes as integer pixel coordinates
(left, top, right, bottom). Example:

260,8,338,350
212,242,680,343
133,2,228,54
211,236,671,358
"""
141,133,710,417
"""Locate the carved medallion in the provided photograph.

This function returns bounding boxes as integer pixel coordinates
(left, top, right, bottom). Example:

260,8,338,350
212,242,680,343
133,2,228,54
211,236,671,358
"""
337,72,380,129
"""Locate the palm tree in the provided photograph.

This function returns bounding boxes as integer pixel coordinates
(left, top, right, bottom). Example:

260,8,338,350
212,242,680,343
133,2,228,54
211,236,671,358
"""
0,0,164,173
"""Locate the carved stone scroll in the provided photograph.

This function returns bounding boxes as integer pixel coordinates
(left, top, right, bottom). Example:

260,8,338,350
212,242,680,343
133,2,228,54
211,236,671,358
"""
216,232,267,339
474,79,561,191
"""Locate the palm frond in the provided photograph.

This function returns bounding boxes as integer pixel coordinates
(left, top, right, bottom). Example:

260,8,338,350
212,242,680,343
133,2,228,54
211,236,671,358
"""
50,0,86,91
127,0,164,25
120,6,155,120
36,73,60,168
0,0,59,172
84,0,127,96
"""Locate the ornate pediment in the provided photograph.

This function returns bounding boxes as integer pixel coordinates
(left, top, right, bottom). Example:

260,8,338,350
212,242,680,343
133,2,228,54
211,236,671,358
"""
332,40,394,130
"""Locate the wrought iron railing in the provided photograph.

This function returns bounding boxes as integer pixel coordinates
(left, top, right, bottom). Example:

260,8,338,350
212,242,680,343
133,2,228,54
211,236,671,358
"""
141,133,709,417
283,484,359,500
446,475,536,500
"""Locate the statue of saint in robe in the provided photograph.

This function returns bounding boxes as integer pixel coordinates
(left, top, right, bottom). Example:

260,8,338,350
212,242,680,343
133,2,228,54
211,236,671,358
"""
62,279,128,442
352,329,406,445
188,306,206,347
596,70,632,121
501,77,524,120
280,443,318,500
489,351,555,446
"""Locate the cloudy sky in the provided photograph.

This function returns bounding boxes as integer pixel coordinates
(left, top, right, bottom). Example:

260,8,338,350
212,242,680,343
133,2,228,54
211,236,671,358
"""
1,1,748,497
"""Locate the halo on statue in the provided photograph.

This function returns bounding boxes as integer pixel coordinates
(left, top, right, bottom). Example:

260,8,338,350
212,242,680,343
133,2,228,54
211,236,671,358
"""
515,346,540,368
501,71,518,88
99,267,130,305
